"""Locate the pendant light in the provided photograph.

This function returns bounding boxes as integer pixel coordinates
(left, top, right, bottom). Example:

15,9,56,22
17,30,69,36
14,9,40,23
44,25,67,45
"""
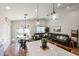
24,14,27,28
51,3,56,20
36,3,40,25
23,13,28,39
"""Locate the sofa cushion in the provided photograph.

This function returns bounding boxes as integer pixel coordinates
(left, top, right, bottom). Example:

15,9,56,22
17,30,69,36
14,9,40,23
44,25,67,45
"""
56,36,60,39
35,35,39,38
60,36,65,40
56,36,68,41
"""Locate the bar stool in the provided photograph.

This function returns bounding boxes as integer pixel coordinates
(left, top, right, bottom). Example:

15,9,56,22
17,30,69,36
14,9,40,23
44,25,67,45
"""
69,40,75,48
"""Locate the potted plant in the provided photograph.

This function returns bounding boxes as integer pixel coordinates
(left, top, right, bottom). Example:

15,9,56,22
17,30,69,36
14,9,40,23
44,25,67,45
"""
41,36,48,49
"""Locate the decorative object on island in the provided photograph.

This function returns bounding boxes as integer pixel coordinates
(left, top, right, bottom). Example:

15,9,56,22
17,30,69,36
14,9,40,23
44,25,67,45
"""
41,36,48,49
53,26,61,32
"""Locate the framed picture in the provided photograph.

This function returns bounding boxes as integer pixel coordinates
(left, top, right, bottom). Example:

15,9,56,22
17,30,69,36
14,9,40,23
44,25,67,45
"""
53,26,61,32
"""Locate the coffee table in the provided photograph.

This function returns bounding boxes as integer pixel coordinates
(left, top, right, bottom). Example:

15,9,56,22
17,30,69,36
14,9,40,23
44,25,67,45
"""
26,40,76,56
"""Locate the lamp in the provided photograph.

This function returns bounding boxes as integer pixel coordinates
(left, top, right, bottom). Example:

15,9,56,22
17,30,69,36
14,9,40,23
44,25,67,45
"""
23,14,28,39
51,3,56,20
24,14,28,28
36,3,40,25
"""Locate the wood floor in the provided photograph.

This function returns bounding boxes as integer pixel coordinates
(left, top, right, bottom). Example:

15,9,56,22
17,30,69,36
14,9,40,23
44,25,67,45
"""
71,48,79,55
4,41,27,56
48,40,79,56
2,41,79,56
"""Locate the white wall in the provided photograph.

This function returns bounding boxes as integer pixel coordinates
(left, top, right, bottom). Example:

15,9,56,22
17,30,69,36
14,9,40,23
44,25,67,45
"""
0,16,11,51
11,8,79,47
48,8,79,46
11,20,48,40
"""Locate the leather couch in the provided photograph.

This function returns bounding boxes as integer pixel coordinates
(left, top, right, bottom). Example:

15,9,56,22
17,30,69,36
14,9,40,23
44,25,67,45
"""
32,33,71,46
32,33,45,40
47,33,71,46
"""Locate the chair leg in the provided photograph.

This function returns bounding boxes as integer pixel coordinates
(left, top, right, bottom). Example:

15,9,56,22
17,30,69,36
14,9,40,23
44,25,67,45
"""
72,43,74,48
69,43,71,47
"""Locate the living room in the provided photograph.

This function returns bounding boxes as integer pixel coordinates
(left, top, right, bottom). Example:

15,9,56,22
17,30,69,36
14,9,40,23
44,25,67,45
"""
0,2,79,57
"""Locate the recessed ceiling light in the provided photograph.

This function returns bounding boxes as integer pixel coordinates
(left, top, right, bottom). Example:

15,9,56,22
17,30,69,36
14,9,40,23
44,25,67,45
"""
57,3,61,6
35,9,37,12
5,6,11,10
66,6,70,9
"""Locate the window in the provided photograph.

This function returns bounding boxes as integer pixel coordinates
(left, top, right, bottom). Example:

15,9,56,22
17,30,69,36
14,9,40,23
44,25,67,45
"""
16,28,30,38
36,26,45,33
16,28,23,38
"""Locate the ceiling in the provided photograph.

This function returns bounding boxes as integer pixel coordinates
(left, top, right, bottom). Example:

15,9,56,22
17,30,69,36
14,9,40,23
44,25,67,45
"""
0,3,79,20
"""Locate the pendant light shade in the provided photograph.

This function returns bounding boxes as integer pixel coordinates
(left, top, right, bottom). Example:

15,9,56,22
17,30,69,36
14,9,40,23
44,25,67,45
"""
52,13,56,20
24,14,28,28
23,13,28,39
52,3,56,20
36,20,40,25
36,21,40,25
36,3,40,25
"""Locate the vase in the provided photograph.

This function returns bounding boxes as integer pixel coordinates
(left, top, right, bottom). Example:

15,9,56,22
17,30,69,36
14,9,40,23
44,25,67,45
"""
42,42,47,49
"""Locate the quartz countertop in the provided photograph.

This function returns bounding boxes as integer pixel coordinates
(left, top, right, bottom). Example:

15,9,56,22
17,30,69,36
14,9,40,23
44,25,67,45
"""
26,40,76,56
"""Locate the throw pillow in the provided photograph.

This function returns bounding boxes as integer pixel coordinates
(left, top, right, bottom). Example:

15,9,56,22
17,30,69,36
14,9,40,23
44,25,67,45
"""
63,37,68,41
35,35,39,38
56,36,60,39
60,36,67,41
